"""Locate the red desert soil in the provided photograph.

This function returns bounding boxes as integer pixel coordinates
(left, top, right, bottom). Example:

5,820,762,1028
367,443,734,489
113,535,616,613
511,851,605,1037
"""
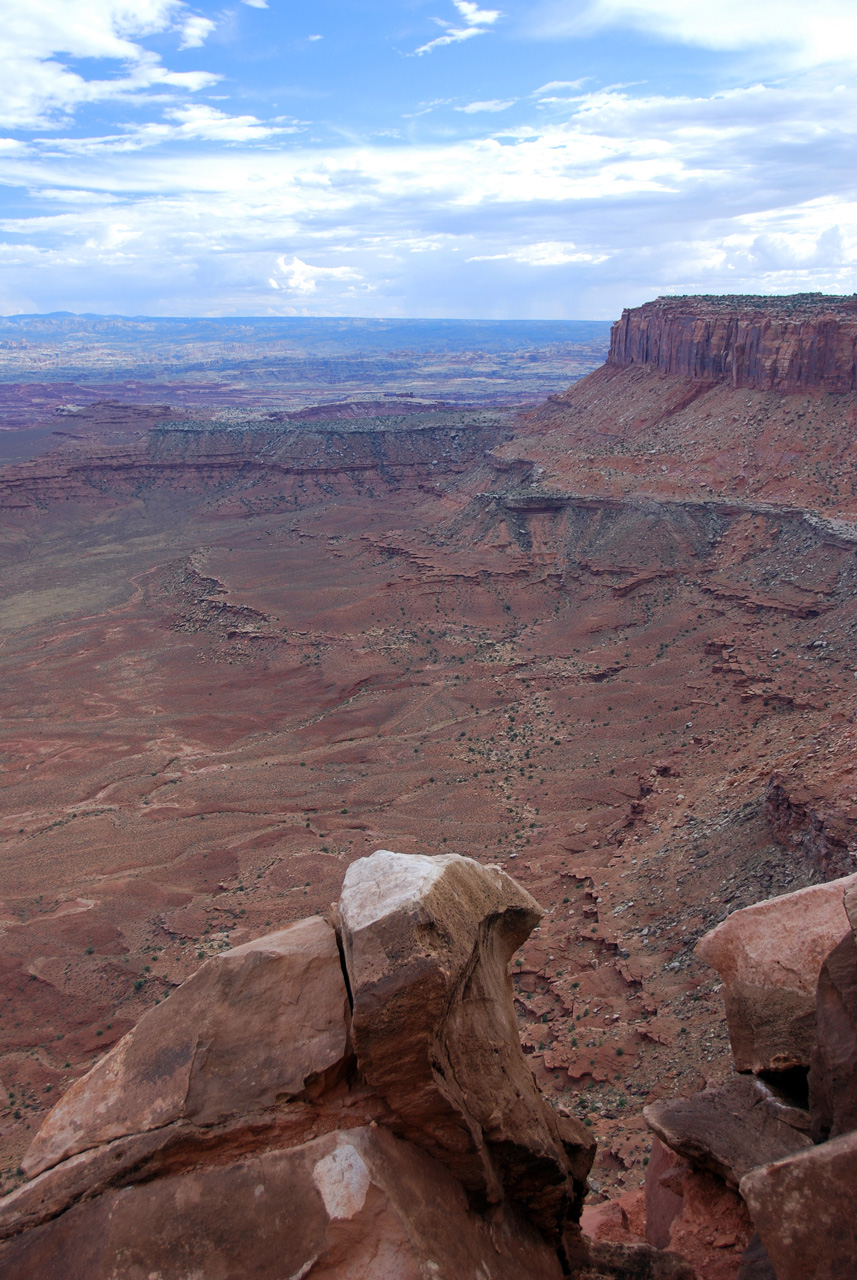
0,297,855,1268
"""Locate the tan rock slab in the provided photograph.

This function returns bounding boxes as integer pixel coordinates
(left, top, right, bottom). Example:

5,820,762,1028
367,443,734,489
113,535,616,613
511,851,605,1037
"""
644,1073,812,1189
811,882,857,1141
24,916,350,1178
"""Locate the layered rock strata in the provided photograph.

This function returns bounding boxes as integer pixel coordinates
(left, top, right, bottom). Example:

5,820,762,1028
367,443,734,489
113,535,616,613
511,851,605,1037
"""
608,295,857,392
0,851,692,1280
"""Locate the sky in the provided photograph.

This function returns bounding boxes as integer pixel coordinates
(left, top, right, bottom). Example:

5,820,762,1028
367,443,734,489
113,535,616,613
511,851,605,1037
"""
0,0,854,318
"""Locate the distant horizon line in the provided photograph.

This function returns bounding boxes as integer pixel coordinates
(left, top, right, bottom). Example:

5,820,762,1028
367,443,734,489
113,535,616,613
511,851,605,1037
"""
0,312,616,324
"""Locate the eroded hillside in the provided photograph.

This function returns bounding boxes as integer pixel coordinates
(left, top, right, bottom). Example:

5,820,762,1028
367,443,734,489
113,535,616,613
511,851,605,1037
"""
0,298,855,1278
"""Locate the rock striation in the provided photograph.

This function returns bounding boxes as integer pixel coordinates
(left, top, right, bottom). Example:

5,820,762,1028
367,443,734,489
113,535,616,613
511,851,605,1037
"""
0,851,692,1280
607,294,857,393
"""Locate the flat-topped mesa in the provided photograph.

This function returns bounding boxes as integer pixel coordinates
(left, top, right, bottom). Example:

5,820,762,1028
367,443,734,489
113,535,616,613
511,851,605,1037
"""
607,294,857,393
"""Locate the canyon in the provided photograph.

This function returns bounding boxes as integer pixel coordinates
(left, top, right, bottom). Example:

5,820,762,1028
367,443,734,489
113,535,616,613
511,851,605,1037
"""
1,294,856,1276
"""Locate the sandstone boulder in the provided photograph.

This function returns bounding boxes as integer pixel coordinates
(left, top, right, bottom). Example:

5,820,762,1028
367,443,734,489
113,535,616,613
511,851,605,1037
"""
23,916,350,1179
644,1136,686,1251
644,1073,812,1189
810,884,857,1141
695,874,857,1072
643,1137,751,1280
740,1128,857,1280
0,851,699,1280
0,1125,565,1280
339,849,594,1234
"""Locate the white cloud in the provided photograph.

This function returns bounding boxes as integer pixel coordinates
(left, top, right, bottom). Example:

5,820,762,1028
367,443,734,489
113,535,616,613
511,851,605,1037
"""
0,78,854,315
0,0,219,127
530,0,857,69
28,105,297,153
456,98,517,113
178,15,216,49
452,1,501,25
242,0,268,8
156,104,294,143
308,34,323,41
414,0,502,54
468,241,610,265
272,256,362,295
533,80,589,94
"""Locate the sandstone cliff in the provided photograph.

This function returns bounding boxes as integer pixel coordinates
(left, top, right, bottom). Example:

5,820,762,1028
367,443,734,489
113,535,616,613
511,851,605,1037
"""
607,294,857,393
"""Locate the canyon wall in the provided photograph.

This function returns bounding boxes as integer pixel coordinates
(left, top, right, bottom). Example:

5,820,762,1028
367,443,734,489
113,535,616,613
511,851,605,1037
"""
608,294,857,393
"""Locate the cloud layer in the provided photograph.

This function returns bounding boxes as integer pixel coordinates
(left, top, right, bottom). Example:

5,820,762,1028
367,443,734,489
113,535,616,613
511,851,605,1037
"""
0,0,853,316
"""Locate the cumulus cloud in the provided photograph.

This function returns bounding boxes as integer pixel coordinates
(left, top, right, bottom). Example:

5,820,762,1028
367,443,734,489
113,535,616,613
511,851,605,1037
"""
271,256,362,296
178,15,216,49
414,0,502,55
453,0,501,22
0,0,219,127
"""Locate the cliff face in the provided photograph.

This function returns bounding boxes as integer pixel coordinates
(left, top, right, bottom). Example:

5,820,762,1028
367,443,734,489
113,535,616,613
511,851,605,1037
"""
608,294,857,393
0,406,511,513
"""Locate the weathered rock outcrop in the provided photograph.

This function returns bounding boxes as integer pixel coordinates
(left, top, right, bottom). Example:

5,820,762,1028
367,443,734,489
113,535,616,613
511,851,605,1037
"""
644,1074,812,1190
809,881,857,1142
22,916,350,1179
0,851,692,1280
644,873,857,1279
740,1130,857,1280
695,874,857,1073
608,294,857,393
338,850,590,1234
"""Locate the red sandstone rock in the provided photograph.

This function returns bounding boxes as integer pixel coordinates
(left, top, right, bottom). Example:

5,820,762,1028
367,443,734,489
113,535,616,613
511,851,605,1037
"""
581,1192,646,1246
645,1136,686,1251
0,1125,565,1280
338,849,594,1234
0,850,707,1279
740,1129,857,1280
608,295,857,393
644,1073,812,1189
696,875,857,1072
23,916,350,1179
810,885,857,1141
648,1156,753,1280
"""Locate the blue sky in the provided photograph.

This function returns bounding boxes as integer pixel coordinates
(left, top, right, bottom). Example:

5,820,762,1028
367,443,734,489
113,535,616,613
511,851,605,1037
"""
0,0,854,317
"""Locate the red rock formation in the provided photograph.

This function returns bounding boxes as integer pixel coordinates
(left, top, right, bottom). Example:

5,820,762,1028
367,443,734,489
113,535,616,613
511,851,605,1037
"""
642,873,857,1279
695,875,857,1072
644,1074,812,1189
608,295,857,393
740,1131,857,1280
0,851,693,1280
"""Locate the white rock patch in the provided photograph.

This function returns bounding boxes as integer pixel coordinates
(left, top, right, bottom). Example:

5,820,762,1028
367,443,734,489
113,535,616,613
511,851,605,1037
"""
312,1142,371,1220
